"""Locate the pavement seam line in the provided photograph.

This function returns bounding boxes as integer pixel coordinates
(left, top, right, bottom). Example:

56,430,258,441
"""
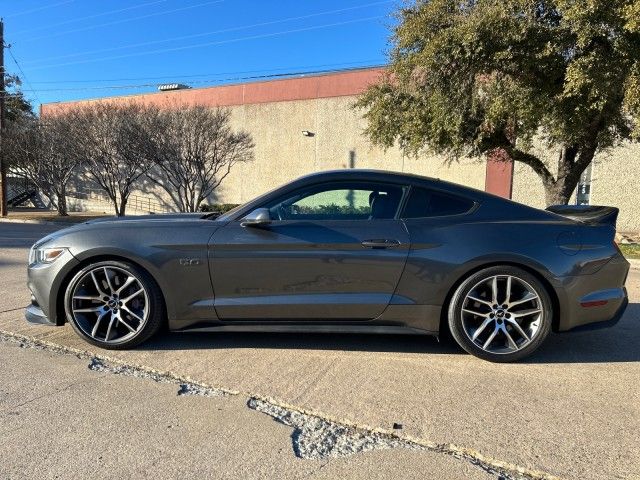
0,305,29,314
0,329,564,480
0,329,239,396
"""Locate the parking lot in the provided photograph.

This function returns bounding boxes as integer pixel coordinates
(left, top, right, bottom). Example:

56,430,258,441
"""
1,222,638,479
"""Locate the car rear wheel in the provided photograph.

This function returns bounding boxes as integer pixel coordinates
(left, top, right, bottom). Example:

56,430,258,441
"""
64,260,164,349
448,266,552,362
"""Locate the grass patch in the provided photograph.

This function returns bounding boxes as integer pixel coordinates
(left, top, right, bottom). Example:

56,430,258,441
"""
619,243,640,259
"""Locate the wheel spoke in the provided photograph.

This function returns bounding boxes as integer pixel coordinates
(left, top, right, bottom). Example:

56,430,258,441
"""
103,267,115,293
90,270,107,296
482,326,499,350
467,295,492,307
507,318,530,342
105,313,117,341
122,288,144,304
91,310,108,337
74,306,103,313
462,308,487,317
503,327,518,350
118,317,136,333
121,305,144,323
472,317,493,341
504,276,512,305
116,275,136,294
511,308,541,318
491,276,498,304
509,292,538,308
73,295,102,301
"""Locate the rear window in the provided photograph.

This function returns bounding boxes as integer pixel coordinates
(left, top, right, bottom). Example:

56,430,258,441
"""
402,187,474,218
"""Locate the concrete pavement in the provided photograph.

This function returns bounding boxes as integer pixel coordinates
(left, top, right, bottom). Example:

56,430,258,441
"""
1,223,638,480
0,339,494,480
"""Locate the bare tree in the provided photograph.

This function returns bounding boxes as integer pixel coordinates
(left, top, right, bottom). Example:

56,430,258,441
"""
148,106,254,212
5,114,83,216
76,103,159,216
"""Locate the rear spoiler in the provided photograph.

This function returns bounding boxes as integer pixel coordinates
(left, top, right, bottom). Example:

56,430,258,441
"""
546,205,619,228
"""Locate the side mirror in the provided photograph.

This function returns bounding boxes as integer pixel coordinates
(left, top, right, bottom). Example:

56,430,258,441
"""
241,208,272,227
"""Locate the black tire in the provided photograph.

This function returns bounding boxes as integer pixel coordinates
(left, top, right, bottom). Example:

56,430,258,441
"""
447,266,552,362
64,260,165,350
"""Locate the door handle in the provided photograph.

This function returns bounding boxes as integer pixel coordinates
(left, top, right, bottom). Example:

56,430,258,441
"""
361,239,401,249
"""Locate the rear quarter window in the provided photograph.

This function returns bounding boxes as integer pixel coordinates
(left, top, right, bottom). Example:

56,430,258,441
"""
402,187,474,218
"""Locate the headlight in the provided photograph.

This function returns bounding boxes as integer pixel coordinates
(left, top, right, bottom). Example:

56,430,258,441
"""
29,246,68,265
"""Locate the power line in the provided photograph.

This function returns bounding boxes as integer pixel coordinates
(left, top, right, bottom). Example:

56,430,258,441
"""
20,0,226,43
0,64,386,95
25,60,385,85
23,0,393,65
5,0,75,19
6,46,42,105
0,64,388,103
12,0,170,36
30,15,386,71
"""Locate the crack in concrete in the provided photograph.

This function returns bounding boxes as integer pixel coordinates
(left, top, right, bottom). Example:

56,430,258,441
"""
0,305,28,314
0,330,237,397
0,330,564,480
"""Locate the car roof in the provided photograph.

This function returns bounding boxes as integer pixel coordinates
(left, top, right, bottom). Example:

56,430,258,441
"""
291,169,487,199
218,167,560,223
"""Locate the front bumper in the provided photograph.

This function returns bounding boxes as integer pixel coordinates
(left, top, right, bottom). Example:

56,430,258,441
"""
26,249,79,326
25,303,56,326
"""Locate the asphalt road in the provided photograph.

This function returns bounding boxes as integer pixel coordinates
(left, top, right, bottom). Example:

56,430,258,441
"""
1,222,639,480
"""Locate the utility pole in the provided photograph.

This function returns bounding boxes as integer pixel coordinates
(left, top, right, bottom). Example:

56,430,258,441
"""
0,19,6,217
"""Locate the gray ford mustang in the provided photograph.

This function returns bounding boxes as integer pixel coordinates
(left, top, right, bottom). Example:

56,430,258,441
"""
25,170,629,362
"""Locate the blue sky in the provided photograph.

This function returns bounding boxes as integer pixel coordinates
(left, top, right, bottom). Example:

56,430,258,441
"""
2,0,396,109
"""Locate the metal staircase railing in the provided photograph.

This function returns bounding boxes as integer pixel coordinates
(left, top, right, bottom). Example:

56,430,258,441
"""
66,188,173,214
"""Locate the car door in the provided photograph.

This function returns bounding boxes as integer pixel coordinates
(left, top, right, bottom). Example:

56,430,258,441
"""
209,181,410,320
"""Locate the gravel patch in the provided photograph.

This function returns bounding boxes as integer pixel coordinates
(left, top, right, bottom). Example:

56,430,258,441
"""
88,357,226,397
247,397,531,480
247,397,423,460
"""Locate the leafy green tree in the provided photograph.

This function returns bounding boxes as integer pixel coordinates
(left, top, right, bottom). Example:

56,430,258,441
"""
4,75,34,123
357,0,640,205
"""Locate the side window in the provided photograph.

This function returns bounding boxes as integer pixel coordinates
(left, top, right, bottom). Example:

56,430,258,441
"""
402,187,474,218
267,182,404,221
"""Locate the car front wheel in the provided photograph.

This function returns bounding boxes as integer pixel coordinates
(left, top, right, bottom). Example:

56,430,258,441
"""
448,266,552,362
64,260,164,349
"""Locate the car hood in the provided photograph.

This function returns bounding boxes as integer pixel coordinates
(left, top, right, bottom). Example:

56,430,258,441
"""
32,212,221,248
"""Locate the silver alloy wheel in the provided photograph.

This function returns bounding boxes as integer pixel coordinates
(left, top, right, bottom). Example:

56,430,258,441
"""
70,265,150,345
461,274,543,355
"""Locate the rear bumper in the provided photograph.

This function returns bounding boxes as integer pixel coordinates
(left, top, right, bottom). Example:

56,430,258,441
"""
555,254,630,331
564,296,628,332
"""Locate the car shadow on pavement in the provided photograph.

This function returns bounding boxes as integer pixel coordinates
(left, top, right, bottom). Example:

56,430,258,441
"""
141,330,465,355
524,302,640,364
137,303,640,362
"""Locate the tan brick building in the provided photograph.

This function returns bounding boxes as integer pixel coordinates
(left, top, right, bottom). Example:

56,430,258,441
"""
41,67,640,231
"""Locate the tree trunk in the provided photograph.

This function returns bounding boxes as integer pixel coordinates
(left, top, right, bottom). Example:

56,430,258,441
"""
117,196,128,217
543,180,574,206
542,144,595,206
56,193,68,216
